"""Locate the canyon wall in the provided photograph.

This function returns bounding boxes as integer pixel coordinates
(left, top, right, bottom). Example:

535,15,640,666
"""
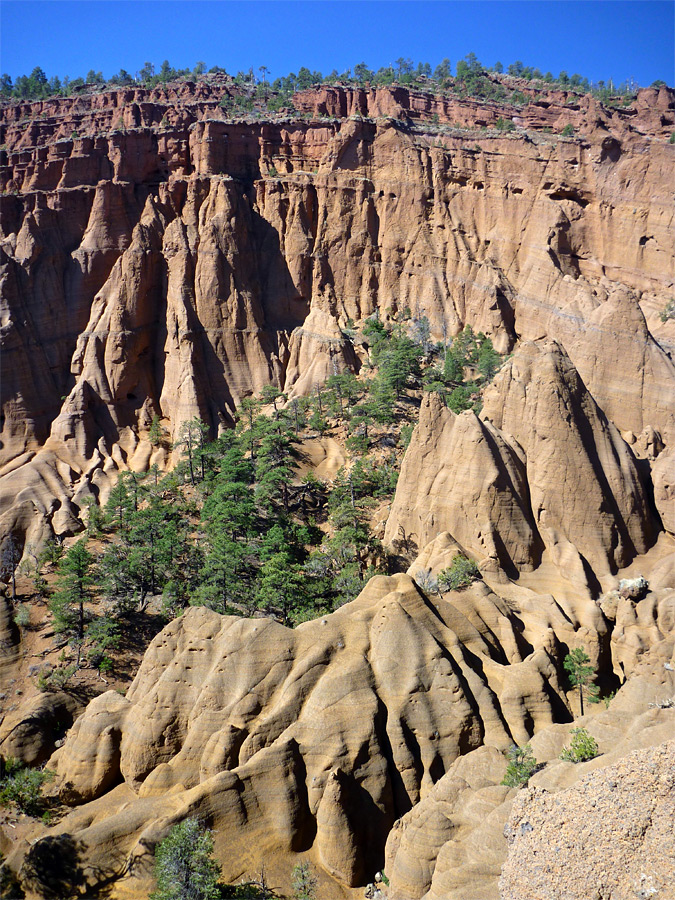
2,83,674,551
1,80,675,899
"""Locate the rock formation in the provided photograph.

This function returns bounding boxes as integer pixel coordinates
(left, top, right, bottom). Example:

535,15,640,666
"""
384,671,675,900
1,78,674,899
2,82,674,551
8,574,574,894
386,340,659,585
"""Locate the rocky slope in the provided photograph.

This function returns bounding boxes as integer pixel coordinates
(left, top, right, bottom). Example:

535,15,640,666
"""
386,339,662,588
1,81,674,550
385,672,675,900
1,79,675,898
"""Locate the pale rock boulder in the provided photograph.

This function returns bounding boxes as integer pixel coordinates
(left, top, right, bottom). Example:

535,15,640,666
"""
499,740,675,900
285,307,358,398
0,690,79,767
50,691,131,803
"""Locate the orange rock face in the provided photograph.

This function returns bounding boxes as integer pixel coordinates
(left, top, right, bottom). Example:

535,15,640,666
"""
0,82,674,897
1,83,674,548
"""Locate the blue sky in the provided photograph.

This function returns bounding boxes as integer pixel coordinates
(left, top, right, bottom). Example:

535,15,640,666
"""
1,1,673,87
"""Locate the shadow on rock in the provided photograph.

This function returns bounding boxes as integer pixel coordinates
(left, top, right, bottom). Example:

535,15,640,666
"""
20,833,123,898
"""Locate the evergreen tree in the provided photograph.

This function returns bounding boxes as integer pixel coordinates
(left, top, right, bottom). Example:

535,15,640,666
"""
151,818,221,900
477,336,501,381
105,475,133,532
175,418,209,485
255,552,307,624
291,862,317,900
434,58,452,80
149,414,163,447
197,444,257,611
50,540,95,661
564,648,599,715
1,536,21,603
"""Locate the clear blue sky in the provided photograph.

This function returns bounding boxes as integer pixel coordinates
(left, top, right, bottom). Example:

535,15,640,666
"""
1,1,673,87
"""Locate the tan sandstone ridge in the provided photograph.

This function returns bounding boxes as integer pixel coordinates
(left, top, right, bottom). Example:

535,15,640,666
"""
5,573,574,894
386,339,664,589
3,565,673,899
1,82,674,549
1,79,675,899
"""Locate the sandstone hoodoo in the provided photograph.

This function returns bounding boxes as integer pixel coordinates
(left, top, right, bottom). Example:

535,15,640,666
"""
1,59,674,900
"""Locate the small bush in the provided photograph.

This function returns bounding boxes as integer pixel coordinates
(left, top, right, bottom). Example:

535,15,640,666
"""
14,604,30,628
560,727,599,762
399,424,414,449
660,299,675,322
561,123,574,136
495,116,515,131
37,664,77,693
292,862,317,900
151,818,222,900
501,744,537,787
670,132,675,144
0,762,54,816
437,555,481,591
414,567,438,594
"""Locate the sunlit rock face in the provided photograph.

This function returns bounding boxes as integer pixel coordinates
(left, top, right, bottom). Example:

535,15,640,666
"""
1,80,674,900
1,83,674,548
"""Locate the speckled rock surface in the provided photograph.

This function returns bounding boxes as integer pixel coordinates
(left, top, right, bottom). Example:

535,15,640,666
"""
499,740,675,900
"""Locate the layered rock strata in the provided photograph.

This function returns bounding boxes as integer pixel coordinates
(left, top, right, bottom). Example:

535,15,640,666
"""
2,84,674,550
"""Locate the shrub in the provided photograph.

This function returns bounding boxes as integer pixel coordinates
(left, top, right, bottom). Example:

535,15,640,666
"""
13,604,30,627
560,727,599,763
561,123,574,136
669,132,675,144
495,116,515,131
660,299,675,322
0,761,54,816
292,862,317,900
399,424,414,449
501,744,537,787
151,818,222,900
414,567,438,594
37,664,77,692
437,555,481,591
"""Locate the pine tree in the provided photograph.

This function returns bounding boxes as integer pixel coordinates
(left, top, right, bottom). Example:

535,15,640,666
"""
197,445,257,611
105,476,133,532
175,418,209,485
148,414,163,447
151,818,221,900
291,862,317,900
255,552,306,624
50,540,95,661
564,648,599,715
1,536,21,603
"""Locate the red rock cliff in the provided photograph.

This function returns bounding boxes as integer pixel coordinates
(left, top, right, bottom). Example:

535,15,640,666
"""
1,83,674,548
